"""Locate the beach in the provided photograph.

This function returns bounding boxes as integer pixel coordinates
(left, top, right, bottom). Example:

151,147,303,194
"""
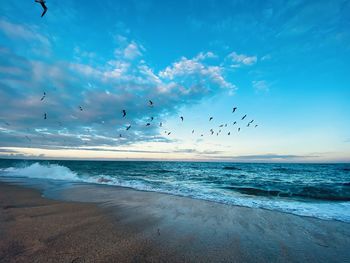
1,182,349,263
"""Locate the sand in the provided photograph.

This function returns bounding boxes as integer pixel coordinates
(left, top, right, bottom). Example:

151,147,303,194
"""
1,182,350,263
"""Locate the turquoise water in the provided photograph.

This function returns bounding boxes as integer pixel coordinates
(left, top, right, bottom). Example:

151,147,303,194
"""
0,159,350,222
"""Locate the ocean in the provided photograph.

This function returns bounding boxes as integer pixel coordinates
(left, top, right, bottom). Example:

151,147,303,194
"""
0,159,349,222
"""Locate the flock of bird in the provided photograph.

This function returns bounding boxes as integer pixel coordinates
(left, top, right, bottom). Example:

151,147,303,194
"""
11,1,259,144
35,91,258,142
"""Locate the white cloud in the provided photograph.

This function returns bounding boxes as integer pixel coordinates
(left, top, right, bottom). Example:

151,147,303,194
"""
252,80,269,91
227,52,257,66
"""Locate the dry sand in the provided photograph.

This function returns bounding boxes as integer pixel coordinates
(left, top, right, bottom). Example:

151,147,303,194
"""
0,182,350,263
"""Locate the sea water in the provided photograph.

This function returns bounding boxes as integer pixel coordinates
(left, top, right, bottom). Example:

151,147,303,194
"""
0,159,349,222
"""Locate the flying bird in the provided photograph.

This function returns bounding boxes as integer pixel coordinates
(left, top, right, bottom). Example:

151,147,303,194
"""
228,132,231,135
209,117,213,121
40,92,46,101
247,123,250,127
219,124,224,127
249,120,254,124
180,116,184,122
35,0,48,17
238,128,241,132
241,115,247,120
79,106,83,111
201,134,203,137
167,132,171,135
146,123,151,126
119,134,122,138
210,129,214,135
233,121,237,125
232,107,237,113
122,110,126,117
225,124,227,127
150,117,154,121
126,125,131,130
160,122,162,127
255,125,258,128
192,130,194,134
44,113,47,119
149,100,154,107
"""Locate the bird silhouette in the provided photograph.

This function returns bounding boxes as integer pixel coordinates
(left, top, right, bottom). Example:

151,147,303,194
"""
44,113,47,120
241,115,247,120
210,129,214,135
126,125,131,130
40,92,46,101
180,116,184,122
149,100,154,107
122,110,126,117
167,132,171,135
219,124,224,127
35,0,48,17
209,117,213,121
233,121,237,125
119,134,122,138
249,120,254,124
228,132,231,135
160,122,162,127
79,106,83,111
238,128,241,132
255,125,258,128
225,124,227,127
146,123,151,126
247,123,250,127
150,117,154,121
201,134,203,137
232,107,237,113
192,130,194,134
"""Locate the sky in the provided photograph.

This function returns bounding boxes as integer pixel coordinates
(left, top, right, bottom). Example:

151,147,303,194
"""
0,0,349,162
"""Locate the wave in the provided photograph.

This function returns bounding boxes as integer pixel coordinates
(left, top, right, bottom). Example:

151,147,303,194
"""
224,186,350,201
1,163,81,181
223,166,242,171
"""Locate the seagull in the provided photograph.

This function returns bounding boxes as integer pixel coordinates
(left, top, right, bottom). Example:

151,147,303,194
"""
219,130,221,133
40,92,46,101
233,121,237,125
167,132,171,135
216,132,219,136
149,100,154,107
238,128,241,132
249,120,254,124
247,123,250,127
119,134,122,138
126,125,131,130
146,123,151,126
160,122,162,127
232,107,237,113
192,130,194,134
210,129,214,135
79,106,83,111
150,117,154,121
209,117,213,121
228,132,231,135
225,124,227,127
219,124,224,127
201,134,203,137
44,113,47,120
35,0,48,17
122,110,126,117
255,125,258,128
241,115,247,120
180,116,184,122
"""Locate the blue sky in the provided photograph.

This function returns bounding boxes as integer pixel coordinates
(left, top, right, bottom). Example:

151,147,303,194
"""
0,0,349,162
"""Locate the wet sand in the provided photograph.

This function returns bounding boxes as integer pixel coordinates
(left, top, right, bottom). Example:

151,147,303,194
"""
1,182,350,263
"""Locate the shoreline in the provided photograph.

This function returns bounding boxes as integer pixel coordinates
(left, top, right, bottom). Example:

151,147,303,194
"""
1,182,350,262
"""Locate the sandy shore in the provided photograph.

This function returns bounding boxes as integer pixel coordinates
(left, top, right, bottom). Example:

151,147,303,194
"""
1,182,350,263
